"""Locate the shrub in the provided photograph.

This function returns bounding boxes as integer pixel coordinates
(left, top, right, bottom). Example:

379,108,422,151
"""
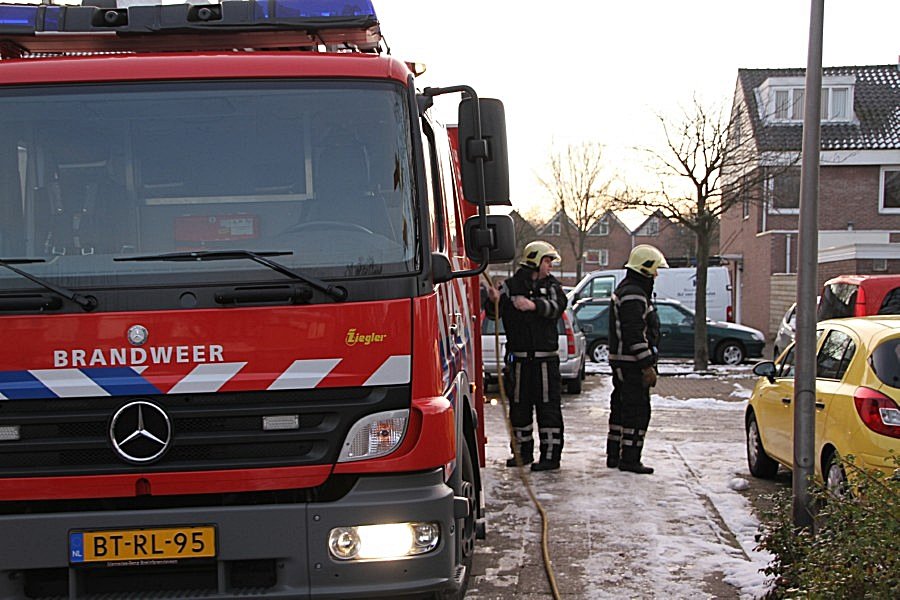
756,455,900,598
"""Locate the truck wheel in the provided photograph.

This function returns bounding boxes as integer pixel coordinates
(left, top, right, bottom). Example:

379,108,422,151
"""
746,411,778,479
589,340,609,363
715,340,745,365
442,440,476,599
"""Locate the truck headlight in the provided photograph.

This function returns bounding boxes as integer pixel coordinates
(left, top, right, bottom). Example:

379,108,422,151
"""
337,409,408,462
328,522,440,561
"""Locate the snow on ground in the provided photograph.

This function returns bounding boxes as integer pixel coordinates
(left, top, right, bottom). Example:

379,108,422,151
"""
471,365,771,599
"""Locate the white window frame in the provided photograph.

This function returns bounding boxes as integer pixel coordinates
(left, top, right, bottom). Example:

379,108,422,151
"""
766,169,801,215
821,86,851,122
584,248,608,266
772,87,805,122
878,167,900,214
547,217,561,236
588,217,609,236
761,75,855,124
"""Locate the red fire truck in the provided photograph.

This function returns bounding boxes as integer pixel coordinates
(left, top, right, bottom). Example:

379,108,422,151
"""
0,2,516,598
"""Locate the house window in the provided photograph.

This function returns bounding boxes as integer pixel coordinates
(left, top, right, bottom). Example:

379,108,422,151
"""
879,168,900,213
638,217,659,236
584,249,608,266
821,87,850,121
774,87,804,121
767,168,800,213
764,80,853,124
588,217,609,236
741,174,751,219
545,217,561,236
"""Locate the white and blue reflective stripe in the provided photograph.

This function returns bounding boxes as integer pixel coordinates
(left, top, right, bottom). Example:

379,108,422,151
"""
0,367,161,400
0,354,412,400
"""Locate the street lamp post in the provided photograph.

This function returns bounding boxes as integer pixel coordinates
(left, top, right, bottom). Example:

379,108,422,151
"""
793,0,824,531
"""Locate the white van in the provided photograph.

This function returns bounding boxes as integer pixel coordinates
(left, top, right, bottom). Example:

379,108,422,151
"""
569,266,733,322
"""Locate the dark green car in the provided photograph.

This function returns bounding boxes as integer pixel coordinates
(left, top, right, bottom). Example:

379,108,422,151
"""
573,297,766,365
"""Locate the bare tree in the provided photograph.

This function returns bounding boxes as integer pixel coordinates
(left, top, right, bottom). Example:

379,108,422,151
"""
619,96,770,370
538,142,617,282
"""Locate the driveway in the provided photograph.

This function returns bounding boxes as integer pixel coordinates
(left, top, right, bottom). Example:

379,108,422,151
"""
468,363,776,599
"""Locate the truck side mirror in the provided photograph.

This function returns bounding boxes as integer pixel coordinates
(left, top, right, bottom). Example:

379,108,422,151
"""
463,214,515,264
431,253,453,284
458,98,510,206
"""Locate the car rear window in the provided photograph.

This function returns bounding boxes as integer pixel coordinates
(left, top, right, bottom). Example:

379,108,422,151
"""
878,287,900,315
869,337,900,388
817,283,857,320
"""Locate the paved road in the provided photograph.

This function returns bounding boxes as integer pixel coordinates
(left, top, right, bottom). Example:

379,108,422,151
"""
466,365,779,599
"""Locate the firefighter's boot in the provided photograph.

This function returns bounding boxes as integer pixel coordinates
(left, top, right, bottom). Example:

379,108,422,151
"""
505,426,533,467
618,428,653,474
531,427,562,471
606,424,622,468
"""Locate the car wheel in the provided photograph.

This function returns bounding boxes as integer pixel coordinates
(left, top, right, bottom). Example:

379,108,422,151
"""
825,452,850,499
746,411,779,479
716,340,745,365
589,340,609,363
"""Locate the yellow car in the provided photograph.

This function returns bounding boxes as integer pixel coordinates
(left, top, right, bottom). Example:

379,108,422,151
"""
746,316,900,493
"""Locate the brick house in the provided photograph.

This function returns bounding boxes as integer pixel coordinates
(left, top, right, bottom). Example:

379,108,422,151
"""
720,64,900,338
531,209,703,286
631,210,707,268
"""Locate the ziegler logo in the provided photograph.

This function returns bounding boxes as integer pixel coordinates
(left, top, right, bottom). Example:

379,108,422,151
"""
345,328,387,347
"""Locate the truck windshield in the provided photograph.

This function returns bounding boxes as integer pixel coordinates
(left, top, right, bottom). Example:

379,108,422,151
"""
0,80,416,292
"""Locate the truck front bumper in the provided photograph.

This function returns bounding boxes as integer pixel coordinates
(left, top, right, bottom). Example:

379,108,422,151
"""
0,469,459,599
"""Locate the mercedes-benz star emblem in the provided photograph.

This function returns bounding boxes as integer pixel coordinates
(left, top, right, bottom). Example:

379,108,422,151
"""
110,401,172,464
127,324,148,347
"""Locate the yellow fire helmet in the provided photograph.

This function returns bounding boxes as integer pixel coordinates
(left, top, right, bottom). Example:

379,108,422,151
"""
625,244,669,278
520,240,560,269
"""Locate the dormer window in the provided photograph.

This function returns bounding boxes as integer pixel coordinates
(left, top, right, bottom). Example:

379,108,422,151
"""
760,75,855,124
820,86,851,121
774,87,805,121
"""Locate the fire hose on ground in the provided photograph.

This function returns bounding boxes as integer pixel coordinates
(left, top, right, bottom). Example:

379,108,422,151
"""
483,273,561,600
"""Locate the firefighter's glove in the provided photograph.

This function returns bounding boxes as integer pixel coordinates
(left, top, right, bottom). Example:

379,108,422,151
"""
641,366,658,389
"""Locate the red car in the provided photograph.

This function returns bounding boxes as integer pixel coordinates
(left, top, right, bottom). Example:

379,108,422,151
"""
817,274,900,320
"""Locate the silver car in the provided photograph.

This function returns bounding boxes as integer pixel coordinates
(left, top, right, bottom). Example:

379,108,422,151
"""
772,303,796,360
482,307,587,394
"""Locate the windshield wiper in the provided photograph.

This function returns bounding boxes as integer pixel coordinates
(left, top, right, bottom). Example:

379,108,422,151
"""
0,258,98,311
115,250,348,302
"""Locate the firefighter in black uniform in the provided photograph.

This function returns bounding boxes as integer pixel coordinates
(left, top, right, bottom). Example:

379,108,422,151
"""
606,244,668,474
486,241,567,471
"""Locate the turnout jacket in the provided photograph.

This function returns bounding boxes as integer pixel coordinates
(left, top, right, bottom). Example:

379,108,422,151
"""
608,269,660,369
490,267,567,356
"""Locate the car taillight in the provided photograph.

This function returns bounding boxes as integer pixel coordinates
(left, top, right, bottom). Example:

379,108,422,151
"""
853,387,900,439
563,314,576,355
726,305,733,322
854,286,867,316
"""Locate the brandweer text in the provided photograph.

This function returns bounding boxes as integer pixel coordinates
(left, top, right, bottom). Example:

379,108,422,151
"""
54,345,225,368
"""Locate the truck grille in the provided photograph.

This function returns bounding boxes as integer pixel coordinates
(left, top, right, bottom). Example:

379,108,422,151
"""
0,386,409,477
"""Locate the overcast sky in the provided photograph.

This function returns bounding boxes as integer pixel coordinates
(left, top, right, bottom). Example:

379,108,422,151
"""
374,0,900,221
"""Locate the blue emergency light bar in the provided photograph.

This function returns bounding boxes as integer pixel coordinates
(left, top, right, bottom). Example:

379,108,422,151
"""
0,1,380,56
